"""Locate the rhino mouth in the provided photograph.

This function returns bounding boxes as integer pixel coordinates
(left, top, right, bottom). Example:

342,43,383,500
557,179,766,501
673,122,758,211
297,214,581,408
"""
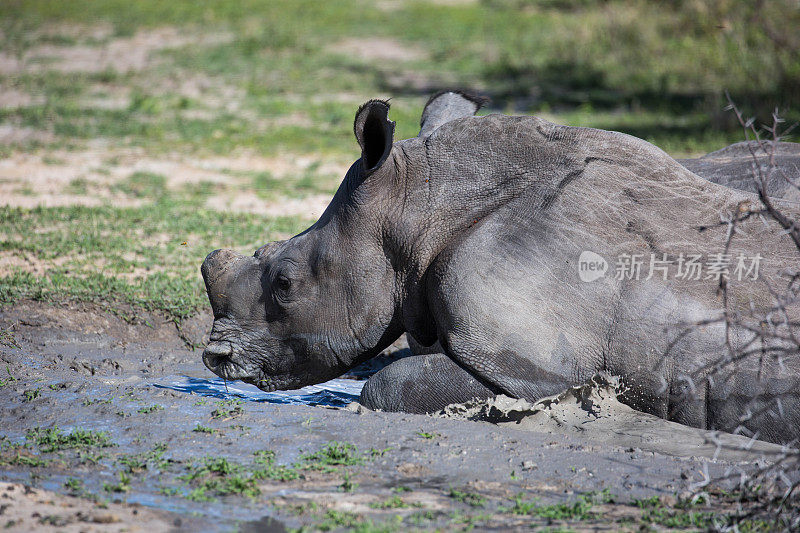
202,340,290,392
202,341,259,382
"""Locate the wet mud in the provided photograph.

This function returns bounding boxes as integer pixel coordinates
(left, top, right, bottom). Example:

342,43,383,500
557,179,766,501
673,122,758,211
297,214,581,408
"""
0,300,794,531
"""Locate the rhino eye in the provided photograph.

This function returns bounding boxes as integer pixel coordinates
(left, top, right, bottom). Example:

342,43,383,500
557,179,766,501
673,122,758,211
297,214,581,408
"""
276,275,292,292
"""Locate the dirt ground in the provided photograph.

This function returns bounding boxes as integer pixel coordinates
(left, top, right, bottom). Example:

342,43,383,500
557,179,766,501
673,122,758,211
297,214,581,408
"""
0,299,793,531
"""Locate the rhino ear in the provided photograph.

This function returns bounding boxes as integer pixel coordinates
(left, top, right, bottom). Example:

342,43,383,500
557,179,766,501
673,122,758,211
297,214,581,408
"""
418,90,488,138
354,99,395,175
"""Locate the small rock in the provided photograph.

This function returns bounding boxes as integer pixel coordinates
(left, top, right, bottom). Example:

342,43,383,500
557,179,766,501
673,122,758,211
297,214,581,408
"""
92,514,121,524
344,402,370,414
522,461,538,470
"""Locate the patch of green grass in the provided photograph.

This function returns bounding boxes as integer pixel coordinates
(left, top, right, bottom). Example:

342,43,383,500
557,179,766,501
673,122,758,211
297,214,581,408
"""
505,492,595,521
449,488,487,508
306,510,400,533
21,388,40,402
406,510,437,526
192,424,216,434
315,510,364,531
114,171,166,199
296,441,366,472
136,404,164,414
369,495,421,510
0,451,49,467
63,477,84,493
211,399,244,419
0,329,20,349
2,0,793,161
0,366,17,388
180,456,261,501
249,162,338,201
82,397,112,406
117,443,169,473
632,495,661,509
368,447,392,457
66,177,90,195
37,515,69,527
77,450,106,465
103,471,131,493
25,426,114,453
584,489,616,505
252,449,300,482
0,204,306,322
640,505,720,528
340,473,358,493
416,431,439,440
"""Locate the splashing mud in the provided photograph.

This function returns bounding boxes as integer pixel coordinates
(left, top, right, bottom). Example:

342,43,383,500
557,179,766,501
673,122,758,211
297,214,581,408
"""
438,374,790,463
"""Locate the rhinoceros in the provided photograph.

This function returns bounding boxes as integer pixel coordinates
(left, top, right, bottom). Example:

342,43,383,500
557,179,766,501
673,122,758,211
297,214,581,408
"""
201,91,800,444
679,141,800,202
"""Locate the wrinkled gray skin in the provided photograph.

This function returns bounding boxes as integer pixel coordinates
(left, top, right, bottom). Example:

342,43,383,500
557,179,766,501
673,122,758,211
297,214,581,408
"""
202,91,800,444
679,141,800,203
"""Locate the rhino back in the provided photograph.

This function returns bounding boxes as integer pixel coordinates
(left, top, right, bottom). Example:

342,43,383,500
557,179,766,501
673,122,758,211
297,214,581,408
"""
418,114,797,292
679,140,800,202
415,114,800,429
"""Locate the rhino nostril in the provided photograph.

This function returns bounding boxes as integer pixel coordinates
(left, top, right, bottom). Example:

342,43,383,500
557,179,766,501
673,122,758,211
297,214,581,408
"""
203,342,233,370
205,342,232,356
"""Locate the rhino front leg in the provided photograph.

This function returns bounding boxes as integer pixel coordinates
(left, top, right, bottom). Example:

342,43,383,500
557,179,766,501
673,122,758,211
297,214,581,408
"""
359,353,495,414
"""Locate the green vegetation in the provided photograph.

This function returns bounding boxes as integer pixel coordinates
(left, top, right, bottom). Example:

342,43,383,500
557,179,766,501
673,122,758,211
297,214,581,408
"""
103,471,132,493
406,510,437,526
117,443,169,473
449,488,487,508
82,397,112,406
309,510,399,532
0,0,796,156
0,204,306,323
296,441,366,472
416,431,439,440
63,477,84,493
0,328,19,349
505,492,595,521
369,495,421,509
25,426,114,452
211,399,244,419
21,388,40,402
179,456,261,501
192,424,216,434
136,404,164,414
0,366,17,387
339,473,358,493
252,449,300,482
0,451,49,467
159,486,181,496
0,0,796,321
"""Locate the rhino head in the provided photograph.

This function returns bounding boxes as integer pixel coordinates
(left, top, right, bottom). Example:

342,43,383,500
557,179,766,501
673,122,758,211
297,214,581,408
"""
200,92,486,390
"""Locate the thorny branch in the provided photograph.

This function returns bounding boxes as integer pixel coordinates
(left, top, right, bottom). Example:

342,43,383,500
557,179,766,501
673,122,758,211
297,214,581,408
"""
668,96,800,530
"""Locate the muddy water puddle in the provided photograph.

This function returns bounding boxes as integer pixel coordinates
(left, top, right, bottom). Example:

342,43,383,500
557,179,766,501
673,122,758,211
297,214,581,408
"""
154,376,364,407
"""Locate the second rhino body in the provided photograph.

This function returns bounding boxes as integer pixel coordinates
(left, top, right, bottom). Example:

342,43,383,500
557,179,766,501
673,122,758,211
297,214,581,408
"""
201,92,800,444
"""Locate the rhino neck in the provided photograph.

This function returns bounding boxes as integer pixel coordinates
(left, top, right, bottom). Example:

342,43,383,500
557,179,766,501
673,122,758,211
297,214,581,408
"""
378,120,531,344
383,116,609,346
